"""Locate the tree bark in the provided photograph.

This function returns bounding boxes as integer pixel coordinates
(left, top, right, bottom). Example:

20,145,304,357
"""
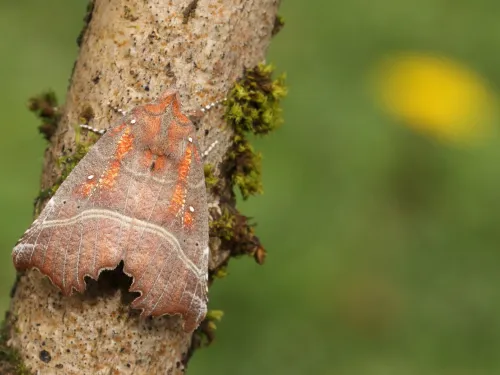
3,0,280,373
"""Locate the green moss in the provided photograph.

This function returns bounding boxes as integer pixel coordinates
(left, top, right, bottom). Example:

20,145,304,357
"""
224,63,287,199
205,310,224,331
208,264,228,282
209,208,236,241
191,309,224,350
0,320,31,375
206,310,224,321
203,164,219,190
209,207,266,264
205,63,285,278
228,136,263,199
225,63,286,135
201,67,284,337
272,15,285,36
28,91,61,141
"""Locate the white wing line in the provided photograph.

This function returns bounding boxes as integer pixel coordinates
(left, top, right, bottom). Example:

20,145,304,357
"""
39,209,202,277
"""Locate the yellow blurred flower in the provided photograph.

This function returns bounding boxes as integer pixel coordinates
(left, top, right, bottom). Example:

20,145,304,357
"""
373,53,496,144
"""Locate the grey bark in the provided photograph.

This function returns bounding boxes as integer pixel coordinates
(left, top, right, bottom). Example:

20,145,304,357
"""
4,0,280,373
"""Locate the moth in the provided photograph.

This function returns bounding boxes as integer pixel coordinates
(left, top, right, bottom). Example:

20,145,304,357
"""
12,89,209,332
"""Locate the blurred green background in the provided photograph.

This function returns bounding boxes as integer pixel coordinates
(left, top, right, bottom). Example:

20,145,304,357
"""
2,1,500,374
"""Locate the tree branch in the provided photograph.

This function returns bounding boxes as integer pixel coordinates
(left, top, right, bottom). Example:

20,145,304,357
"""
3,0,281,373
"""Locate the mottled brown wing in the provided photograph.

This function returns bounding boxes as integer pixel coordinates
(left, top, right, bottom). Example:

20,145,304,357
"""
123,140,209,331
12,120,130,292
13,94,209,332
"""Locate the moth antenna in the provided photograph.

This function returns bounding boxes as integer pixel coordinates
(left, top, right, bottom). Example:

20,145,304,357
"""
188,97,227,123
107,101,128,116
202,140,218,159
80,101,129,135
200,97,227,114
80,124,107,135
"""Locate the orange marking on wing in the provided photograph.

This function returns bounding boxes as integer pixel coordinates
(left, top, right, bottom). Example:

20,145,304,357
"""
168,185,185,217
167,120,191,155
167,145,193,216
110,123,127,135
141,149,153,168
144,116,162,145
75,179,98,197
100,127,134,190
100,160,121,190
116,127,134,159
172,97,189,124
183,211,194,229
143,93,174,115
177,144,193,182
154,155,167,172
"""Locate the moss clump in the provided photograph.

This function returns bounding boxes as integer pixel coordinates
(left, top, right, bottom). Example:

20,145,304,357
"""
205,310,224,331
211,266,228,280
28,91,61,141
34,128,98,216
203,164,219,191
227,135,263,199
206,62,285,272
0,319,31,375
225,63,286,135
209,208,235,241
209,207,266,264
198,64,287,347
224,63,286,199
190,309,224,352
272,15,285,36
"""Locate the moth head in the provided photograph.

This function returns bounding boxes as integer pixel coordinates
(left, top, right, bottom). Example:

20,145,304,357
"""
132,90,196,161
